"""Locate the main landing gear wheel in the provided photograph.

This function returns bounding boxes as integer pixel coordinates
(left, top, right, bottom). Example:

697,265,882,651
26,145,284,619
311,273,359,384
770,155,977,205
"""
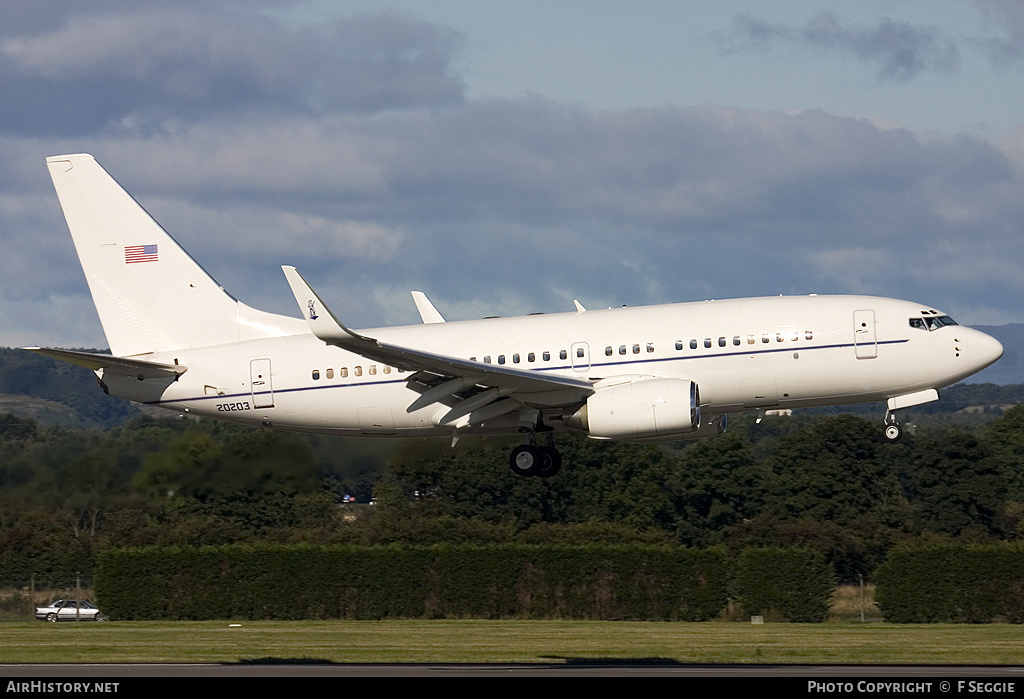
509,444,563,478
536,446,562,478
510,445,541,477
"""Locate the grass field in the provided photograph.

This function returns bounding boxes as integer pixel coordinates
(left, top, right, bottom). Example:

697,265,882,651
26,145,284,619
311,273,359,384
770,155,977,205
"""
1,620,1023,665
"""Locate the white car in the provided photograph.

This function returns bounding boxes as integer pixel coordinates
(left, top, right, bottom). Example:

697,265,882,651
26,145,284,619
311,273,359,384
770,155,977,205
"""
35,599,105,622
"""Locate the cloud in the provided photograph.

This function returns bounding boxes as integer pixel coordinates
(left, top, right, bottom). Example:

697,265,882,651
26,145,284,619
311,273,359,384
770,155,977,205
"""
0,4,465,135
7,100,1023,328
719,11,960,82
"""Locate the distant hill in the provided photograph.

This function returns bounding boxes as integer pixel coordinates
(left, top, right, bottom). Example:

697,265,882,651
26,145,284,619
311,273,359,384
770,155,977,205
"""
0,347,142,429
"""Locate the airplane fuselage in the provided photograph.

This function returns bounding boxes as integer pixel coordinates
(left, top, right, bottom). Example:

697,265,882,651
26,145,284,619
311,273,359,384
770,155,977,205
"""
103,294,1001,439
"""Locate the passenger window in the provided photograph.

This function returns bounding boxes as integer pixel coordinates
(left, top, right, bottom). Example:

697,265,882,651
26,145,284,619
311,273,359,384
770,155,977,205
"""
484,356,491,363
805,330,813,340
718,337,726,347
383,366,391,374
577,347,585,358
704,338,712,348
675,340,683,351
559,350,567,360
513,353,520,364
605,346,613,356
312,369,320,380
733,336,741,346
528,353,535,362
690,339,697,350
326,368,334,379
619,345,626,355
747,334,755,344
543,351,550,361
632,344,640,354
647,343,654,353
354,366,362,376
762,335,770,343
498,355,505,365
369,365,376,375
340,368,348,378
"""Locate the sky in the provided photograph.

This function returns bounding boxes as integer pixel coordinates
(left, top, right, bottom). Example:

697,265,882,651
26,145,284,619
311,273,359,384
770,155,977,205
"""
2,0,1024,351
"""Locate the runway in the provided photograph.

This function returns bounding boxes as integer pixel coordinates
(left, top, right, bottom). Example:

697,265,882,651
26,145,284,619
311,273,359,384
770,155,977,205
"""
4,662,1024,679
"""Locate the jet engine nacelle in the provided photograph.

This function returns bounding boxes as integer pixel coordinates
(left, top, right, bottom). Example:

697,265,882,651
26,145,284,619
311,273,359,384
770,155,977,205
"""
566,377,700,440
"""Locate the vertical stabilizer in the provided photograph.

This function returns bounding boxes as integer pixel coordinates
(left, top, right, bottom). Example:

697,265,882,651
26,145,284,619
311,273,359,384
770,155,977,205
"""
46,154,300,356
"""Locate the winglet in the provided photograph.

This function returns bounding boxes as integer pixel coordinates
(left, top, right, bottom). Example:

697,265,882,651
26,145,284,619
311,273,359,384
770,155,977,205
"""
281,266,378,351
411,291,446,323
573,300,586,314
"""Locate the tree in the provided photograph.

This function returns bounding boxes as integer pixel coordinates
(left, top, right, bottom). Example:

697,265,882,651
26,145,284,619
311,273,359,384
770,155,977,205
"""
905,430,1009,537
668,431,766,546
762,414,905,526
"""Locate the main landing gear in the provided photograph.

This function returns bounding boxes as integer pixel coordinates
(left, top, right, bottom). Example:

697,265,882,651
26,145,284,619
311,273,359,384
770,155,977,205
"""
883,411,903,443
509,436,563,478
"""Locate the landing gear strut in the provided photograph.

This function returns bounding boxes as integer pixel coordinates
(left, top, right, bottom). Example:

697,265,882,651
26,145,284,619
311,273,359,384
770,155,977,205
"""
509,435,562,478
883,411,903,443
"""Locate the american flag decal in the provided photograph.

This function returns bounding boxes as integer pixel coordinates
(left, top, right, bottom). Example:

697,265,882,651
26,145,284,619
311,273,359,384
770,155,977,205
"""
125,244,158,263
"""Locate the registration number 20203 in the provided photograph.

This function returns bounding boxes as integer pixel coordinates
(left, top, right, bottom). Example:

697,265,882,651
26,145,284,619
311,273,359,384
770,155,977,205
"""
216,401,251,412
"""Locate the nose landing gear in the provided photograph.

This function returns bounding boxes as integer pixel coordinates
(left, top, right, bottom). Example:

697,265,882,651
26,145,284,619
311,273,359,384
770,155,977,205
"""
883,411,903,442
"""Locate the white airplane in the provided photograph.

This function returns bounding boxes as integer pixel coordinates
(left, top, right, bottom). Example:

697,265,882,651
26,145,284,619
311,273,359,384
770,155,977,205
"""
28,154,1004,478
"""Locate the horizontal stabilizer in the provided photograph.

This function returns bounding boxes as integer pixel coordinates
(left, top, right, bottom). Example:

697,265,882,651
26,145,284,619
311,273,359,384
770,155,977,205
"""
24,347,187,379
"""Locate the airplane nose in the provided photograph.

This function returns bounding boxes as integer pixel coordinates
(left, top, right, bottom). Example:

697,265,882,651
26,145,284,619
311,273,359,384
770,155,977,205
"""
967,328,1004,371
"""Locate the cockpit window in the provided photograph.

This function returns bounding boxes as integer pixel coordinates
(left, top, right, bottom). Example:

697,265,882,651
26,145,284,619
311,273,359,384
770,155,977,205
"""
910,315,958,332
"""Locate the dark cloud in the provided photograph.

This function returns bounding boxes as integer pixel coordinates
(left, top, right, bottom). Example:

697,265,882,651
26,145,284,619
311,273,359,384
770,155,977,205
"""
720,11,960,82
31,100,1017,329
0,3,465,136
973,0,1024,66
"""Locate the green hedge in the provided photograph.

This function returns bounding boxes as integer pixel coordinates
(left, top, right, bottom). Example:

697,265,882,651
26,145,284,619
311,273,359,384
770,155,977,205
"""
732,547,835,623
96,543,738,621
96,543,843,621
876,544,1024,623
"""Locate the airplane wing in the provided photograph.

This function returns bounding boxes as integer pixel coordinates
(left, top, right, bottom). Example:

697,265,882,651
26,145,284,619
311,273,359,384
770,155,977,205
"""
23,347,187,380
281,266,593,422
